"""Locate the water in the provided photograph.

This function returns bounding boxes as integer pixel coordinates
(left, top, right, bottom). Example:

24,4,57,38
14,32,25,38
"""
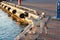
0,9,23,40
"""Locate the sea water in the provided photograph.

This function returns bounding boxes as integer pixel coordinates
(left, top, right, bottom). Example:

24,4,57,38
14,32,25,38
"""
0,9,23,40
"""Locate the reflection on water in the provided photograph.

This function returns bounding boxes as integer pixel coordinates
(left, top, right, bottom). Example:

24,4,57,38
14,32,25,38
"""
0,9,23,40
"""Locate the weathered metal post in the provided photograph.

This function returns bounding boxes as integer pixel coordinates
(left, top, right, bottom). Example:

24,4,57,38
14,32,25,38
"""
57,0,60,18
18,0,22,6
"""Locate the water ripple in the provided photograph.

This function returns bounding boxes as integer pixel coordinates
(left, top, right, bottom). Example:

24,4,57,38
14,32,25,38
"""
0,9,23,40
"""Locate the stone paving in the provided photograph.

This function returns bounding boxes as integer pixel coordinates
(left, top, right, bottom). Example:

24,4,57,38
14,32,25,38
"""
20,19,60,40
